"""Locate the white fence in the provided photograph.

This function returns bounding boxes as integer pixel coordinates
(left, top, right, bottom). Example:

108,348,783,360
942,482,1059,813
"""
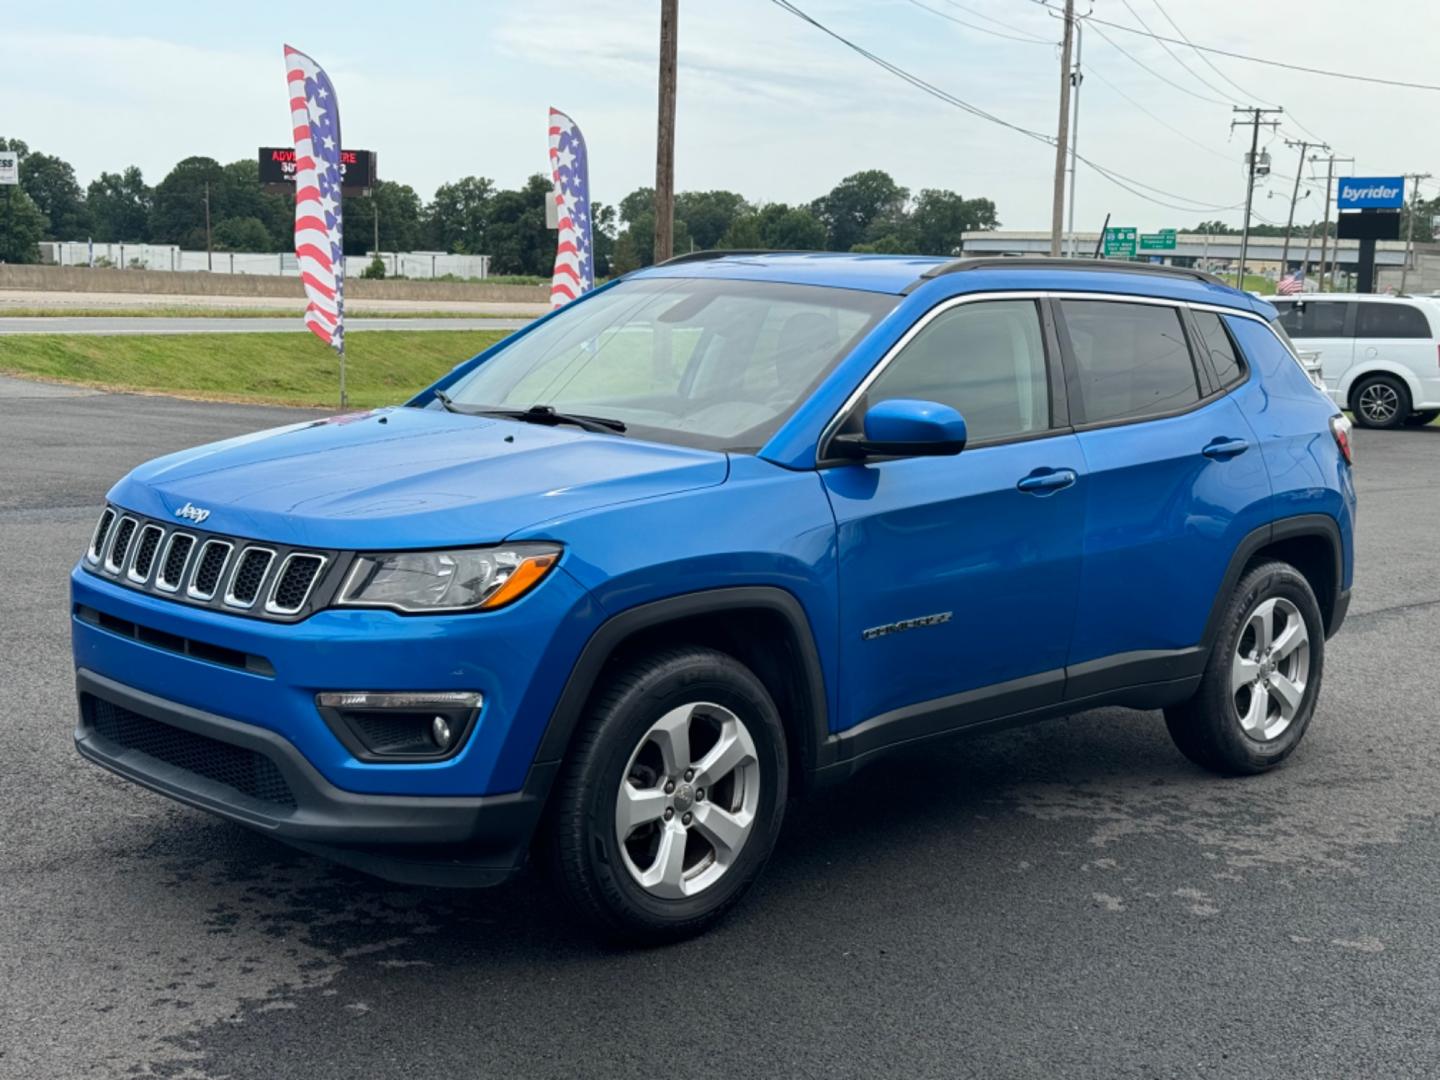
38,242,491,280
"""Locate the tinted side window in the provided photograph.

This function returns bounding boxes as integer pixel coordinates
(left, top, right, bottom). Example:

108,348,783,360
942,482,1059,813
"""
1279,300,1350,338
1060,300,1199,423
1355,302,1431,339
865,300,1050,442
1191,310,1245,388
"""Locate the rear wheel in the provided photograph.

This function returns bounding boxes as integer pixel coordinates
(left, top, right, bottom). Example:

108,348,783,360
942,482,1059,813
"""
1351,374,1410,429
546,646,788,942
1165,561,1325,775
1405,409,1439,427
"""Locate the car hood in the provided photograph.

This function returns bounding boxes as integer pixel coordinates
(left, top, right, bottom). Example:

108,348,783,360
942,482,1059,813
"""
108,406,729,549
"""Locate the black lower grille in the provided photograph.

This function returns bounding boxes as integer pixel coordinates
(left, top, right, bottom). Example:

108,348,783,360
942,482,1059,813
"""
85,696,296,809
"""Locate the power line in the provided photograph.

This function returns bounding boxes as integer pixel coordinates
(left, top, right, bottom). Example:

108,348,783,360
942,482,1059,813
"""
1147,0,1271,106
1118,0,1243,105
1028,0,1440,92
1084,62,1236,162
921,0,1052,43
770,0,1242,213
1086,19,1231,106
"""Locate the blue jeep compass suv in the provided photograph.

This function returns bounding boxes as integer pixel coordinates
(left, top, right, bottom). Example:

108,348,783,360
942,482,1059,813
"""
72,254,1356,940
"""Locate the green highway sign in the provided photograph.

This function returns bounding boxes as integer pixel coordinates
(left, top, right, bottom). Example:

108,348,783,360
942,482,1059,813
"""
1139,230,1177,251
1103,227,1137,259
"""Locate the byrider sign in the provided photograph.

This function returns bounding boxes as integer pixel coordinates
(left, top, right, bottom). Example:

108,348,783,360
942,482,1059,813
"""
1337,176,1405,210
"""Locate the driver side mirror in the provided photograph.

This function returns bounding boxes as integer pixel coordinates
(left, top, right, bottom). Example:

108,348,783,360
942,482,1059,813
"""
832,398,968,459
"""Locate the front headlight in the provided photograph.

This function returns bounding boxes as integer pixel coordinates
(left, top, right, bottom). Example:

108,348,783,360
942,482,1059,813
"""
335,544,561,613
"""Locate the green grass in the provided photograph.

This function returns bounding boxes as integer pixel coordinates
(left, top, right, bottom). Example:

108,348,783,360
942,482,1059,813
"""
0,307,530,319
0,330,511,408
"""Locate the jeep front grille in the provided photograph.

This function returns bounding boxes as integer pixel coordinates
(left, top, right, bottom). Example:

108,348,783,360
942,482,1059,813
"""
82,505,340,623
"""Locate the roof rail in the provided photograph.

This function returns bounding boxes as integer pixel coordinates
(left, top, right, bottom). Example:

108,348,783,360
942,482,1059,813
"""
653,249,790,266
914,256,1229,288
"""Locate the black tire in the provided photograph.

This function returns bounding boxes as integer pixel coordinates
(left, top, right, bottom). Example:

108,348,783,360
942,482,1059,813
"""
545,646,789,943
1405,409,1440,427
1350,374,1411,429
1164,561,1325,776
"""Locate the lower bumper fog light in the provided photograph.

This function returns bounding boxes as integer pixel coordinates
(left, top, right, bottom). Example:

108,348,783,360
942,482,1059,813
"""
315,691,482,762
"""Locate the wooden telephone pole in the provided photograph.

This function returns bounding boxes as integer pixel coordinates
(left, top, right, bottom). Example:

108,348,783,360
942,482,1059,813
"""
1049,0,1075,257
654,0,679,264
1232,106,1282,289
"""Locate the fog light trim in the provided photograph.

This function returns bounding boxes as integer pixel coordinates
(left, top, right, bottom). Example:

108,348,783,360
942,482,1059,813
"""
316,690,483,763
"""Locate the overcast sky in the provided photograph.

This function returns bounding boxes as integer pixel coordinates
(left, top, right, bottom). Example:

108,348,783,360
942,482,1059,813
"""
4,0,1437,232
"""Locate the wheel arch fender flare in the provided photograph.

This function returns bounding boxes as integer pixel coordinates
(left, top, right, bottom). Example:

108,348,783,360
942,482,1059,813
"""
1201,514,1345,656
531,586,831,779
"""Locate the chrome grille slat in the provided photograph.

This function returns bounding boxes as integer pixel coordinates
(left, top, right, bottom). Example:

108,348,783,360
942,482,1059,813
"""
223,547,276,609
88,508,116,564
103,516,139,575
82,505,333,622
127,524,165,584
156,532,196,593
187,539,234,601
265,553,328,615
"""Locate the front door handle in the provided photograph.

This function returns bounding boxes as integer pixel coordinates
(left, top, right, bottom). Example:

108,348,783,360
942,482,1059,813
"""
1016,467,1077,495
1202,437,1250,460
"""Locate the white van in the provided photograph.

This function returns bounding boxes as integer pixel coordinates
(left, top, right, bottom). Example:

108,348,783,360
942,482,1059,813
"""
1270,294,1440,428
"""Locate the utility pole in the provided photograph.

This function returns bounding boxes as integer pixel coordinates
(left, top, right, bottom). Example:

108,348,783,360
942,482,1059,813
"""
653,0,678,264
1065,10,1089,258
1280,139,1326,275
1231,106,1283,290
1315,153,1354,292
203,180,213,272
1049,0,1075,256
1399,172,1431,293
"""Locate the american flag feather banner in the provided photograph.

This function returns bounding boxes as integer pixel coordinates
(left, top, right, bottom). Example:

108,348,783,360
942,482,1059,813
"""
1277,268,1305,295
284,45,345,354
548,108,593,308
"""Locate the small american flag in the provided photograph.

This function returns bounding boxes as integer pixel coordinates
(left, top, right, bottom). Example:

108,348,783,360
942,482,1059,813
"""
548,108,593,308
284,45,344,351
1277,269,1305,296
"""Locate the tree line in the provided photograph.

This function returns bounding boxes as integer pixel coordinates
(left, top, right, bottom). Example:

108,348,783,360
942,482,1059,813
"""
0,137,1002,273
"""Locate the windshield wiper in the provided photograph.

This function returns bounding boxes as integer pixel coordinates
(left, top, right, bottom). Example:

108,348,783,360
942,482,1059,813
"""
431,394,626,435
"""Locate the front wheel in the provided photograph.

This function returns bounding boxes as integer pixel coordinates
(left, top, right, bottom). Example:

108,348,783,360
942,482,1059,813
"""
545,646,788,942
1165,561,1325,775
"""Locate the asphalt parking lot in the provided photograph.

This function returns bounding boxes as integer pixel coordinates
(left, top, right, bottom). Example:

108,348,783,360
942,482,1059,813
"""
3,374,1439,1079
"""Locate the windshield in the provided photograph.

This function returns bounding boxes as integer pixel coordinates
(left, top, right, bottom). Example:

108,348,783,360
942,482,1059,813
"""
439,277,897,451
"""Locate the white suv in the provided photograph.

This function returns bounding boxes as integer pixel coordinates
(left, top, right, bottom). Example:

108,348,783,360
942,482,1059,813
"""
1270,294,1440,428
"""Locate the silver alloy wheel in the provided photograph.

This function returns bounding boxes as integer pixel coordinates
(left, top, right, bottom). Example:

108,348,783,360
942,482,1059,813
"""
615,702,760,899
1358,381,1401,424
1231,596,1310,742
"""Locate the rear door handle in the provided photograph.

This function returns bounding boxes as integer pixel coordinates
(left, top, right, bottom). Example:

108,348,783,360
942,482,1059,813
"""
1016,467,1077,495
1202,438,1250,459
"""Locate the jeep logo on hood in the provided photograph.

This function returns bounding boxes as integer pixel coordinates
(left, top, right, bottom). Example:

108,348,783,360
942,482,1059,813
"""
174,502,211,525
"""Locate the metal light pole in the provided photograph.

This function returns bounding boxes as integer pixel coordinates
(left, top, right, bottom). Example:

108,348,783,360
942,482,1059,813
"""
203,180,213,272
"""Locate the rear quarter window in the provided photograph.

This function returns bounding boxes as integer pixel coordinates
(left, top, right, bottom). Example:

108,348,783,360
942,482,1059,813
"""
1355,302,1432,339
1191,310,1245,388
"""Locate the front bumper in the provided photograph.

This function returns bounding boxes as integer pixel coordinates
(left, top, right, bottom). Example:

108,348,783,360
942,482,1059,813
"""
75,668,551,886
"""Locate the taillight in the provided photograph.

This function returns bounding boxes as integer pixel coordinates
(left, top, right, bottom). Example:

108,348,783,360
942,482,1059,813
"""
1330,414,1354,465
